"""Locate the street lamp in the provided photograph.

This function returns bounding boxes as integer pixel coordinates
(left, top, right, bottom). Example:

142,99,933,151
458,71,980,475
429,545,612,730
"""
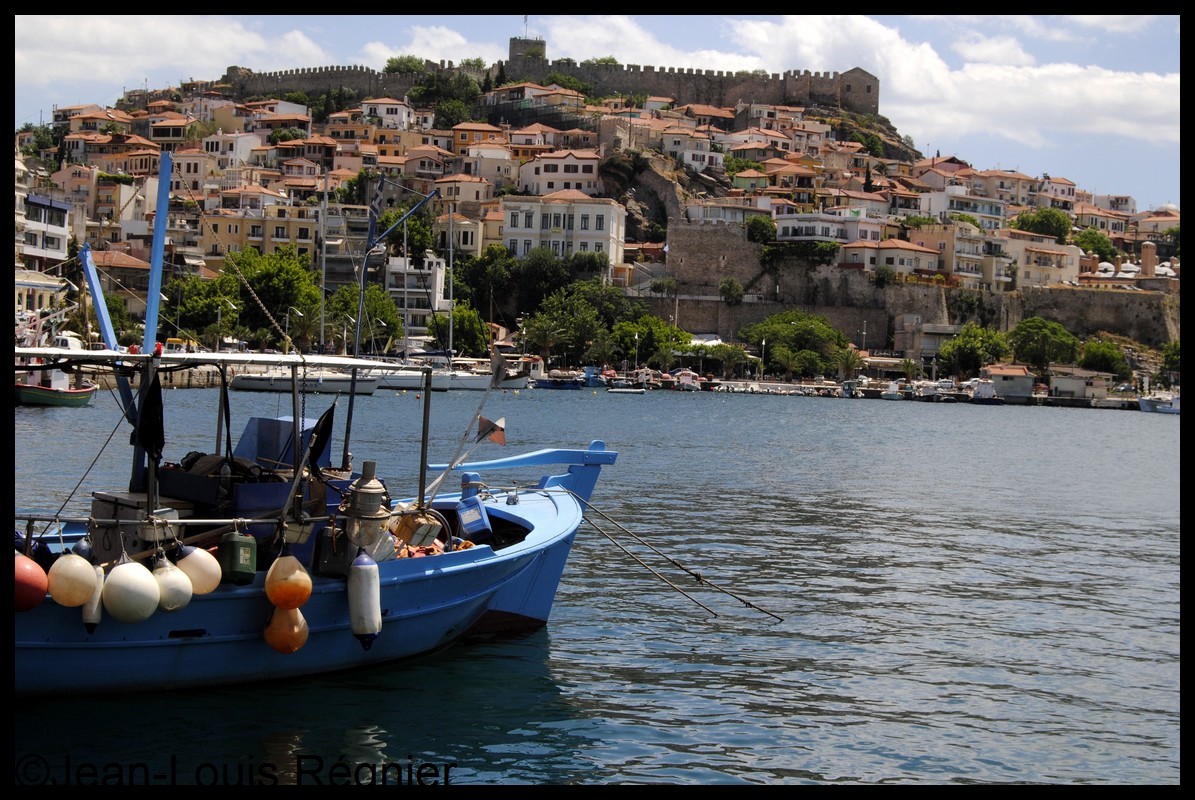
370,319,387,354
761,338,766,379
215,298,237,352
634,332,639,370
284,306,303,354
341,315,355,355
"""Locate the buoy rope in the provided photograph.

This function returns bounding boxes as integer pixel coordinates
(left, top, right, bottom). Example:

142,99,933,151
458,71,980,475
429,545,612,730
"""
550,487,784,623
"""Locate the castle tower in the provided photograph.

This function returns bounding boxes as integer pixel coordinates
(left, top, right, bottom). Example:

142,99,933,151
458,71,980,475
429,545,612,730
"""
508,37,547,62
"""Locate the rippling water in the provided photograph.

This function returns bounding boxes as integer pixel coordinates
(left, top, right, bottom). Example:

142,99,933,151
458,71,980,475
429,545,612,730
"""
14,387,1180,784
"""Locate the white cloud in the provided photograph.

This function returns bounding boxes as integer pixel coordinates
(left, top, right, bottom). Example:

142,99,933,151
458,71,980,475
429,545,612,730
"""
14,16,332,89
951,35,1036,67
361,26,508,71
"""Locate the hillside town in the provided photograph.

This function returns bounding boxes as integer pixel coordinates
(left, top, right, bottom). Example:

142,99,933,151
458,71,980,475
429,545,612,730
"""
15,35,1180,397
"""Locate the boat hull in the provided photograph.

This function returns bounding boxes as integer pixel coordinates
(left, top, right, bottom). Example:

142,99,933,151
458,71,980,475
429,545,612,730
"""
532,378,585,389
1138,395,1180,414
15,488,582,697
229,373,378,395
14,382,97,407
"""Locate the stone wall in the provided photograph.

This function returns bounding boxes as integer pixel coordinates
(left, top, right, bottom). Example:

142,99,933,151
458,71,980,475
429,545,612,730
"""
655,220,1181,348
213,38,879,117
505,38,879,115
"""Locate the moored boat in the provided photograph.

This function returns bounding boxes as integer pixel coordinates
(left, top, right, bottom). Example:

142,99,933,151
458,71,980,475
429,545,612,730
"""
1138,393,1180,414
228,367,379,395
13,155,618,697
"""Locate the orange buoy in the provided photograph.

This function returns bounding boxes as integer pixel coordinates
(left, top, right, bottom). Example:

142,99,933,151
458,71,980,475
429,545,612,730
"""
263,606,309,653
15,553,49,611
264,552,312,610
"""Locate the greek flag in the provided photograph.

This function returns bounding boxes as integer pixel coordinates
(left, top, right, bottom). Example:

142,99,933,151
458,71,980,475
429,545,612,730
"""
369,181,384,222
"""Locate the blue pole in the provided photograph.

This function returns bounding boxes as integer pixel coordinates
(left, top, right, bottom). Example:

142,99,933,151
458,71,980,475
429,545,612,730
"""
143,151,172,350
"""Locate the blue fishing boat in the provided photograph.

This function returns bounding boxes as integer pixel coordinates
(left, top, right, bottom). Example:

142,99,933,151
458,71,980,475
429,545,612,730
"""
13,155,617,697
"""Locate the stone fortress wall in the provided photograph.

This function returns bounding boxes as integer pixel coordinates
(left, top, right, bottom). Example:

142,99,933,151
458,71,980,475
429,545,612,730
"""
216,36,879,117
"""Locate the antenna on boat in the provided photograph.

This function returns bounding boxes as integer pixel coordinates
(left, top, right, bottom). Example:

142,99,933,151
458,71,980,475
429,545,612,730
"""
420,353,508,505
341,179,440,470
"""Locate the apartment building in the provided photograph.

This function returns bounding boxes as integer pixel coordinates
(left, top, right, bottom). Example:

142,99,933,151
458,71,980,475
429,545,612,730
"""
499,190,626,268
517,149,602,196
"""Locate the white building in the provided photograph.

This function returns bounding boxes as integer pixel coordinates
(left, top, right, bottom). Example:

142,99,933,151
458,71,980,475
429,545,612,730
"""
361,97,415,131
517,149,603,196
499,190,627,269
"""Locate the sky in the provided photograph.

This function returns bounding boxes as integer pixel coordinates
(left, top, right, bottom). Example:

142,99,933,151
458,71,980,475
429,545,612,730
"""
13,14,1181,213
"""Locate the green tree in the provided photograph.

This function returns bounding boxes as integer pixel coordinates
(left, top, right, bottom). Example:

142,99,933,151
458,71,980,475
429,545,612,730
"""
325,282,402,354
710,343,748,379
434,99,472,128
874,264,896,288
835,347,866,380
522,314,571,365
937,322,1011,378
457,244,514,322
268,127,307,144
508,248,572,314
1073,228,1117,262
722,156,763,178
746,215,777,244
459,57,486,69
1161,340,1180,374
719,277,744,306
900,357,920,381
1010,207,1072,244
544,71,588,94
1079,339,1129,378
219,245,321,344
410,72,480,107
768,344,800,381
384,55,425,76
1009,317,1079,374
378,201,433,258
426,303,488,357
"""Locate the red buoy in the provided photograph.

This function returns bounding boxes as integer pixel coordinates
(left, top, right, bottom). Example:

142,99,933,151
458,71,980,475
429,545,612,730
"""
15,553,49,611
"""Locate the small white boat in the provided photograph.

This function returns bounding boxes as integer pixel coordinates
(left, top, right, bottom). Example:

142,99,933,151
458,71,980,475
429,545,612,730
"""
229,368,379,395
1138,394,1180,414
881,380,907,400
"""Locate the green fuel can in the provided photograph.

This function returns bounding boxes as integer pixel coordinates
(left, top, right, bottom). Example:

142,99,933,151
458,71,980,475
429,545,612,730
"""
219,531,257,585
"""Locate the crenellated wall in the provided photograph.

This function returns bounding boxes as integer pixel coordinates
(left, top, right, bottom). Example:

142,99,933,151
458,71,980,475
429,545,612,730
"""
210,38,879,117
504,38,879,115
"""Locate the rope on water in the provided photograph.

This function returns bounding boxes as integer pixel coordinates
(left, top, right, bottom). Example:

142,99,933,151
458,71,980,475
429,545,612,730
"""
554,488,785,623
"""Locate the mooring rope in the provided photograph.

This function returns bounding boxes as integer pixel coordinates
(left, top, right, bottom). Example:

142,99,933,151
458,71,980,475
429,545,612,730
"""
548,487,784,623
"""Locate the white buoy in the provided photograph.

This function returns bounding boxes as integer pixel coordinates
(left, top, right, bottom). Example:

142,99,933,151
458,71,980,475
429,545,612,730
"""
82,564,104,632
175,545,221,595
347,548,381,650
153,556,193,612
102,560,160,623
48,552,99,607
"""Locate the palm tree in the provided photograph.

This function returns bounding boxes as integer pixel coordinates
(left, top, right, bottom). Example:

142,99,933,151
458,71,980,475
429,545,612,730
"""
770,344,800,382
836,347,866,381
900,357,921,382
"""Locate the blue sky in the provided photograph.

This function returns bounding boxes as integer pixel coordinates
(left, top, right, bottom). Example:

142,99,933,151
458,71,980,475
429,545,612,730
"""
14,15,1180,213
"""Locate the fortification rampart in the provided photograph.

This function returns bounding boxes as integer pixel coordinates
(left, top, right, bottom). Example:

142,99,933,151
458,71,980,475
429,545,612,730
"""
505,39,878,115
211,37,878,117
